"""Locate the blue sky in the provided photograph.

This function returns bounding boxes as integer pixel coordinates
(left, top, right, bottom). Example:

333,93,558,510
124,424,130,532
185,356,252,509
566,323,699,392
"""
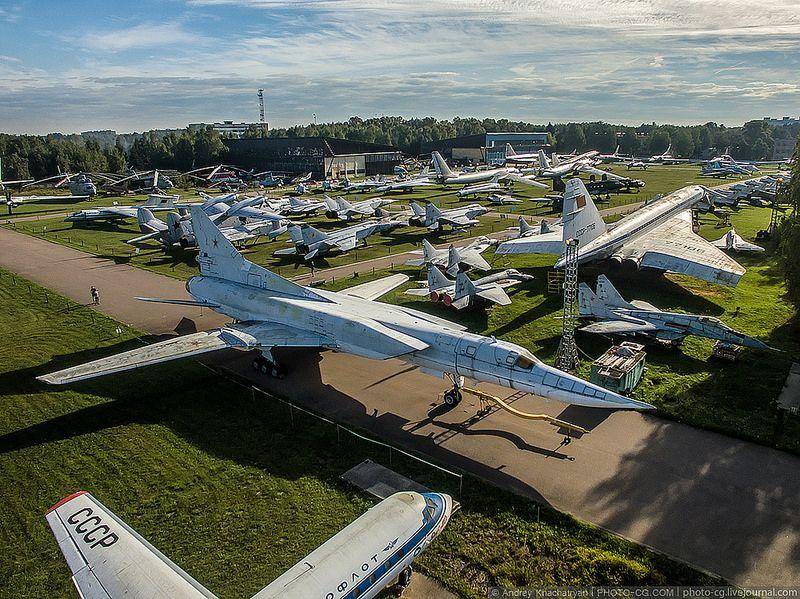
1,0,799,134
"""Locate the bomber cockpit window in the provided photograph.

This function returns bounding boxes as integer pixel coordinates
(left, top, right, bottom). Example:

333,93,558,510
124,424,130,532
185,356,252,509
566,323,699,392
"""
514,353,535,370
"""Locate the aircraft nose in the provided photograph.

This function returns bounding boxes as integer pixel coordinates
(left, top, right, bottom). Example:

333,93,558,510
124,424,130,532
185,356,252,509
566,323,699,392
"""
533,363,655,410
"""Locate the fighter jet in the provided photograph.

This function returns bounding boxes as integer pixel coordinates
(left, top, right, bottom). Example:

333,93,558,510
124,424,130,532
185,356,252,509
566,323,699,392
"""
276,219,404,261
495,216,565,256
549,179,745,286
65,194,178,223
408,201,488,231
374,176,436,193
405,237,495,275
711,228,765,253
579,275,774,350
128,207,287,248
45,489,452,599
406,264,533,310
431,151,517,185
39,205,653,410
323,195,397,221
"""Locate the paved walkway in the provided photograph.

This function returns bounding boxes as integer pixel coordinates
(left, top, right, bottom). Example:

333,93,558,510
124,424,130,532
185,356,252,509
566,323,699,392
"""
1,222,799,587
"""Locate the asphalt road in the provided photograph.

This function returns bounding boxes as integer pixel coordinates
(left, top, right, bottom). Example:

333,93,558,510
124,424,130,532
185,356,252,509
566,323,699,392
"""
1,223,799,588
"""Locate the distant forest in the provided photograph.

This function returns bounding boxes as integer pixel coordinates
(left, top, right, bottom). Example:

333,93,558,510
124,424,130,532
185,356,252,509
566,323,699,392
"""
1,116,798,181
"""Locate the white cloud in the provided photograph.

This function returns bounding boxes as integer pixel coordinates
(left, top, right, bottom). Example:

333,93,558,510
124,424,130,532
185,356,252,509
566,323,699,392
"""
79,22,207,52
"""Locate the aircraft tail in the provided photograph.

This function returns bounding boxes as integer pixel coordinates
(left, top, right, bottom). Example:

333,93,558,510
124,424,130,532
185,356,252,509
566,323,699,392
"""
322,194,338,212
421,238,438,262
336,197,354,211
578,281,601,317
538,150,550,170
505,143,517,157
446,245,461,275
143,194,175,210
453,270,476,302
427,264,451,291
409,202,426,217
137,207,158,230
166,212,187,244
425,202,442,225
190,206,322,299
45,491,216,599
595,275,631,309
561,178,607,245
431,152,455,178
518,216,533,236
299,224,328,246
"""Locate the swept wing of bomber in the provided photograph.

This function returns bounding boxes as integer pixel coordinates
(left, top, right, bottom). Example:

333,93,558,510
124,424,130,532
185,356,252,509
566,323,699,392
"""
39,206,653,410
45,489,452,599
406,264,533,310
579,275,774,350
405,237,495,275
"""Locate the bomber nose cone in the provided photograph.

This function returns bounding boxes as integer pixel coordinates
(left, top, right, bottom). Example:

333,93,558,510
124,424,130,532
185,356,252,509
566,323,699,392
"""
534,363,655,410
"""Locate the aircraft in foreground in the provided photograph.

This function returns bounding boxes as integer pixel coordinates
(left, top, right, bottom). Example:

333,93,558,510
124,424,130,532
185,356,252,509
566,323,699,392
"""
579,275,774,350
408,201,488,231
405,237,495,275
45,489,452,599
276,219,403,260
65,195,179,223
406,264,533,310
39,206,653,410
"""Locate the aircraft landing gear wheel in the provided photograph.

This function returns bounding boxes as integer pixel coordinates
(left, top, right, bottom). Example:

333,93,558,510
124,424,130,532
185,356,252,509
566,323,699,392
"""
398,566,413,589
252,354,285,378
443,388,462,406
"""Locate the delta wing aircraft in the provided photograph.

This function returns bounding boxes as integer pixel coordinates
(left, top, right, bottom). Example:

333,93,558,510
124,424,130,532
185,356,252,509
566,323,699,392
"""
39,206,653,410
406,237,495,275
45,489,452,599
276,219,404,260
406,264,533,310
408,201,488,231
579,275,774,350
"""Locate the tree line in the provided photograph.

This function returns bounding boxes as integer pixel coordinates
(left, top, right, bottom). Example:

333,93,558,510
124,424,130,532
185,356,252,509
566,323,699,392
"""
2,117,797,181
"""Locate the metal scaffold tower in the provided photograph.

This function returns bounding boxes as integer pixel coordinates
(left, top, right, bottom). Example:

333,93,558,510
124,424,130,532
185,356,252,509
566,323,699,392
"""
556,238,579,373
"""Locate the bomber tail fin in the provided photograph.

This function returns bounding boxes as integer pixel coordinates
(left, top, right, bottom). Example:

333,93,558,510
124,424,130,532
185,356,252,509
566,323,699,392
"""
431,151,455,178
561,178,607,245
538,149,550,170
190,207,323,299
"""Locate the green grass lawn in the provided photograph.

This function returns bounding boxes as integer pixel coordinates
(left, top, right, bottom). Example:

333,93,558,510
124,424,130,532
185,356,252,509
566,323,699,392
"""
0,269,718,598
321,206,800,453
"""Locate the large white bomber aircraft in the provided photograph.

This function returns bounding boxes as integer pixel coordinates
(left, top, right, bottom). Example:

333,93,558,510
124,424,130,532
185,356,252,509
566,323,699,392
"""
39,206,653,410
431,151,515,185
498,178,746,287
45,489,452,599
553,180,745,286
